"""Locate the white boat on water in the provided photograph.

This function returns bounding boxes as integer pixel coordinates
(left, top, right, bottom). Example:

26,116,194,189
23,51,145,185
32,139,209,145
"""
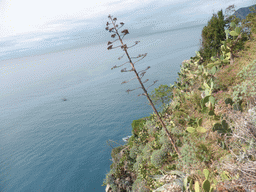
122,136,131,142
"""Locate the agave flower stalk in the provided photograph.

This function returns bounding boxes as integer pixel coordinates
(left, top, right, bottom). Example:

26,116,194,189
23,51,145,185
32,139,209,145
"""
106,15,181,157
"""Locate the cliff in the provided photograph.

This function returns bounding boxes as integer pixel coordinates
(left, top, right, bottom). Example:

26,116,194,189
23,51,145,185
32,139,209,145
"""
103,11,256,192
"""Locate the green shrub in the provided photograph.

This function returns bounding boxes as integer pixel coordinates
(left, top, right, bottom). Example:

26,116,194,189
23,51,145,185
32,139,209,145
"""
133,155,144,172
103,170,118,191
232,59,256,102
178,142,198,169
151,148,167,168
111,145,125,163
142,143,153,160
144,120,158,135
159,130,169,145
160,143,172,154
131,118,147,137
196,143,212,163
129,145,140,159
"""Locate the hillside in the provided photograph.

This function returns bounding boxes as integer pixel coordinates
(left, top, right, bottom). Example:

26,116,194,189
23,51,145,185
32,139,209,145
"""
103,9,256,192
233,4,256,20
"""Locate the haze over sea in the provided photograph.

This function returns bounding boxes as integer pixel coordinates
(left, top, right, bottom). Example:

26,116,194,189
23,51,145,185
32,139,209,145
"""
0,0,254,191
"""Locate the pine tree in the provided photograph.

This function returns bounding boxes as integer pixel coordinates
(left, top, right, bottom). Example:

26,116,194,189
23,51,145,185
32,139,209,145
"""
199,10,226,62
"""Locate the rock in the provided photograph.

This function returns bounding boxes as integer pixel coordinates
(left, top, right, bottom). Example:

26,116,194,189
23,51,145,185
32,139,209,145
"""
105,184,111,192
125,177,131,182
201,91,205,99
151,171,186,192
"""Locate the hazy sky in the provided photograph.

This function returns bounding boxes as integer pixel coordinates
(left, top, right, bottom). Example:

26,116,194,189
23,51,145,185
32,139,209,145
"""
0,0,255,37
0,0,255,59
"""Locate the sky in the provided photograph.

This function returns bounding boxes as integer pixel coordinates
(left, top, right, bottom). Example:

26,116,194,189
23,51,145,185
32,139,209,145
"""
0,0,255,60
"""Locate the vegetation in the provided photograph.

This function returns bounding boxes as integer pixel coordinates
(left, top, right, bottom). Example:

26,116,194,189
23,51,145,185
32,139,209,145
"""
103,4,256,192
198,10,226,61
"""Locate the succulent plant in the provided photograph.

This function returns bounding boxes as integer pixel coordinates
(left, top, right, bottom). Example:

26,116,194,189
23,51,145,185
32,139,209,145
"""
212,120,231,134
186,117,207,133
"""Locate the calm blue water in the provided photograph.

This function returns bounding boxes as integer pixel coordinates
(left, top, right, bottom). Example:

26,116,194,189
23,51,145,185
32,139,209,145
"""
0,23,205,192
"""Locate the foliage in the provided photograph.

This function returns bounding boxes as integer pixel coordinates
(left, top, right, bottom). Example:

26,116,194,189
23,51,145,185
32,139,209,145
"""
151,148,167,168
103,170,118,191
199,10,226,61
232,59,256,102
212,120,231,135
129,145,140,159
133,155,144,173
144,119,158,136
186,117,207,133
132,178,150,192
111,145,125,163
194,169,215,192
142,143,153,160
177,138,198,170
149,84,173,111
131,118,147,137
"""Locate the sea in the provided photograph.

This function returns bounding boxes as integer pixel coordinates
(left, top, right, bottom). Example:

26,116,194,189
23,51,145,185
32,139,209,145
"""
0,22,206,191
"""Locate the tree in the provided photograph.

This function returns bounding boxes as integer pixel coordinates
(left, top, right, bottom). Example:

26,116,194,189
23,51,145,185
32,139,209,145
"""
149,84,173,111
198,10,226,62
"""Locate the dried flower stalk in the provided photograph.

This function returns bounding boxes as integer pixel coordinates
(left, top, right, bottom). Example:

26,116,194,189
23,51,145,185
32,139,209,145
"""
106,14,181,156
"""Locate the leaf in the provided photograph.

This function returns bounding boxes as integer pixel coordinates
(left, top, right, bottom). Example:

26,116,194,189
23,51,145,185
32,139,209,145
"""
210,66,217,75
225,29,230,34
230,22,236,28
230,31,238,37
208,110,215,116
212,123,222,132
187,127,196,133
209,96,215,105
203,96,210,105
235,27,241,34
183,176,188,190
203,169,210,180
203,180,211,192
210,56,216,61
221,120,228,130
223,59,230,63
197,118,203,126
107,45,113,50
195,181,200,192
111,34,116,38
204,81,210,90
197,126,207,133
201,107,208,113
121,29,129,34
225,98,233,105
221,171,231,181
